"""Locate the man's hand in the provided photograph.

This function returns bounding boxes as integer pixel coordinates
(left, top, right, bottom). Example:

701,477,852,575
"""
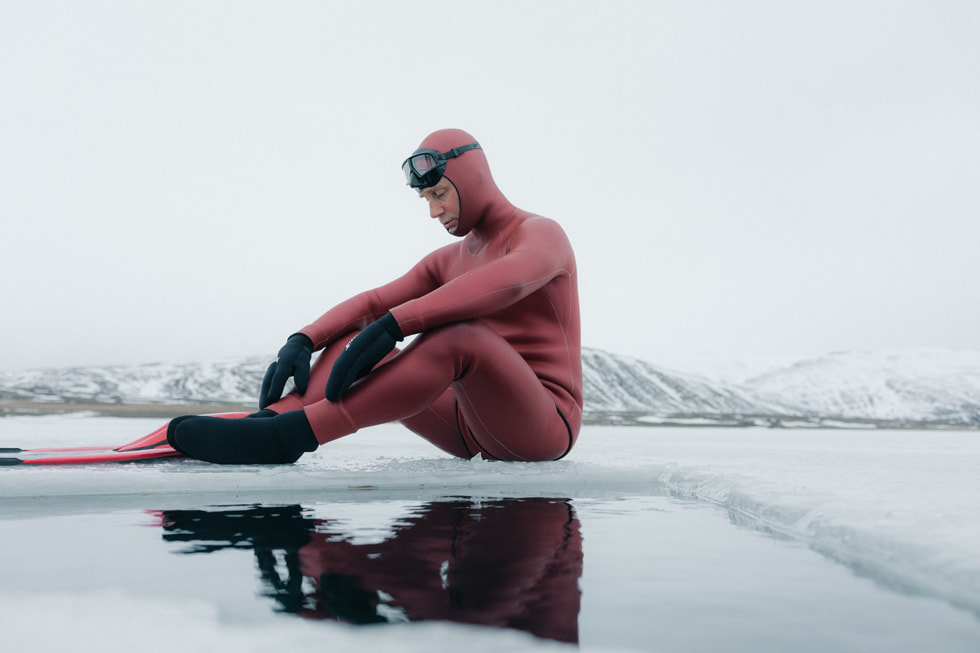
325,313,403,401
259,333,314,408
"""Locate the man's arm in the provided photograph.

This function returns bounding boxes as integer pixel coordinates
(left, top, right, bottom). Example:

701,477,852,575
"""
297,250,444,349
390,217,575,336
257,248,444,407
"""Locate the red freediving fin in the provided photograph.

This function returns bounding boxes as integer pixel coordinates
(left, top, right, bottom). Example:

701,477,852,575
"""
0,412,249,466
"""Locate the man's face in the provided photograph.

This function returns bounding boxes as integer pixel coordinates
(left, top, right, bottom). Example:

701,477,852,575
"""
418,177,461,235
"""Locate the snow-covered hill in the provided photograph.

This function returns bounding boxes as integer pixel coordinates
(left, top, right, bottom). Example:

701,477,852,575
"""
744,349,980,425
0,357,267,406
581,349,786,419
2,348,979,428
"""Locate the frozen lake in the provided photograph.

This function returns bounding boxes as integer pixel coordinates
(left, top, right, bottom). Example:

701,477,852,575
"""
2,415,979,651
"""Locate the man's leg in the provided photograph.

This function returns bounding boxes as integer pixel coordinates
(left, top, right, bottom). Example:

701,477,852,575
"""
305,322,572,462
264,331,360,414
171,322,572,463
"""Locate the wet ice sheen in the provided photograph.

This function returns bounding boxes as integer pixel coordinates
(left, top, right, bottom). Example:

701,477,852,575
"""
1,416,979,651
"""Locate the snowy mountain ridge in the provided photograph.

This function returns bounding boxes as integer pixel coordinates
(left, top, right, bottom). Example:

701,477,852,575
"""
744,348,980,426
2,347,979,428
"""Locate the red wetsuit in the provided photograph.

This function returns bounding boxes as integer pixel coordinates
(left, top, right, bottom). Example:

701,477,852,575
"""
268,129,581,461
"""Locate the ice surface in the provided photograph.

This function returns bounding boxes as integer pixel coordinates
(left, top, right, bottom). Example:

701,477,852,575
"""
2,415,979,651
3,592,571,653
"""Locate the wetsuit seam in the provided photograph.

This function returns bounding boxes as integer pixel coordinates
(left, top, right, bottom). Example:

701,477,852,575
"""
454,400,475,459
468,423,501,461
456,385,518,460
454,400,504,461
554,407,573,461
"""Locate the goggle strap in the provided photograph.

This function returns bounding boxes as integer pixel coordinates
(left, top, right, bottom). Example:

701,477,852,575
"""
445,142,481,159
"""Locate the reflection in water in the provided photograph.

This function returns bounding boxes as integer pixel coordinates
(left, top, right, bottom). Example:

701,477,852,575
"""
155,498,583,644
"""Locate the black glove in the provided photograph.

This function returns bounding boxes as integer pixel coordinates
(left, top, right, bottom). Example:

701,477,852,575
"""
259,333,314,409
325,313,403,401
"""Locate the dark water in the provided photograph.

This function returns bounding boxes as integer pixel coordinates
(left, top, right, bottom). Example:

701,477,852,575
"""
2,494,979,651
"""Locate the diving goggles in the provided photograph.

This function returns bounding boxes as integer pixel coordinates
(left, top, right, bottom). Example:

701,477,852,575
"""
402,141,481,188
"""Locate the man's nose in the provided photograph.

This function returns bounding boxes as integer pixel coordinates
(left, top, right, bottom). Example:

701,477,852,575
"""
429,202,443,219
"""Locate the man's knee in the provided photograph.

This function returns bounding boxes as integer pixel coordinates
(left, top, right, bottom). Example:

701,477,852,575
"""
410,321,502,359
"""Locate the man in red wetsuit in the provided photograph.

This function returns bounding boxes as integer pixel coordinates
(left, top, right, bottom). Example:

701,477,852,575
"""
168,128,582,464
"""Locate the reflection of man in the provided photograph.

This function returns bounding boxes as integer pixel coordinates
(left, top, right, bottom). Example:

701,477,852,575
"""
157,498,583,644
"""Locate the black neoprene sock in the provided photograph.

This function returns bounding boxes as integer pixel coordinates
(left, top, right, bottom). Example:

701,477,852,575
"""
169,411,318,464
165,415,199,457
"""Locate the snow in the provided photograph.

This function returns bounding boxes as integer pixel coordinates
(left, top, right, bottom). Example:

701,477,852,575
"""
2,415,980,650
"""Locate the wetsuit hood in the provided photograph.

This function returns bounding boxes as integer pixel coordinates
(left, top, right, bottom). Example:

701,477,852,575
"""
412,129,511,238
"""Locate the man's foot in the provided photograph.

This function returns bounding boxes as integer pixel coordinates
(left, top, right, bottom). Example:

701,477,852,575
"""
165,415,199,456
168,411,318,464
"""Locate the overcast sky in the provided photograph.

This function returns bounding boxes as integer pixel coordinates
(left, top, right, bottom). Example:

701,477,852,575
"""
2,1,978,375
